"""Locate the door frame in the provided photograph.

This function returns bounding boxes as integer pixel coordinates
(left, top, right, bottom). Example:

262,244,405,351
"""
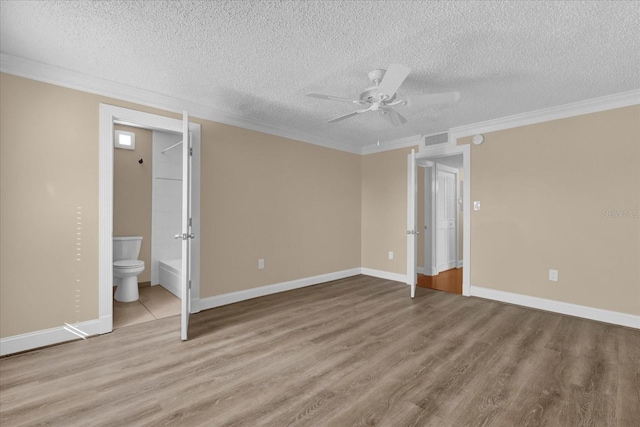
98,104,201,334
410,143,471,296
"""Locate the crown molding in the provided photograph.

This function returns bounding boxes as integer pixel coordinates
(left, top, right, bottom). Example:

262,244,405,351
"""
449,89,640,140
0,53,362,154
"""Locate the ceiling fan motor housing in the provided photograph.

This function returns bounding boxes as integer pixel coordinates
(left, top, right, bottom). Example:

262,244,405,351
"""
361,69,397,103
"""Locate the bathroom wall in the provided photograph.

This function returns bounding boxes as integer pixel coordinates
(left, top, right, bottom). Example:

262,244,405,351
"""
151,130,183,285
113,125,152,283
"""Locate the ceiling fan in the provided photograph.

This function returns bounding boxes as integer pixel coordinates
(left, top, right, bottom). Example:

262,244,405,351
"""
306,64,460,126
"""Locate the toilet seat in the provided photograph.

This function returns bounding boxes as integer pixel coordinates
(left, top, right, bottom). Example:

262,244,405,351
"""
114,260,144,270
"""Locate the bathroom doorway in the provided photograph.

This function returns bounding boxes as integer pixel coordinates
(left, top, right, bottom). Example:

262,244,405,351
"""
112,126,183,329
99,105,201,340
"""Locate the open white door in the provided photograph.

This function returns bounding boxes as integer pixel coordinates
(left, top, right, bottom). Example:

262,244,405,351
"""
406,149,417,298
180,111,192,341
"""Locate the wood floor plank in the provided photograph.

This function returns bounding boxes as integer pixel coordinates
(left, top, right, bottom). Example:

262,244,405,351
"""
1,275,638,427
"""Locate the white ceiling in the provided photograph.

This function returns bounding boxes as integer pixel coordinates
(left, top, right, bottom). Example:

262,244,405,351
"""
1,1,639,152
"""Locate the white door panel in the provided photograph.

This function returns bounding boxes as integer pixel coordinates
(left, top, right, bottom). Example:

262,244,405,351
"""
436,166,457,272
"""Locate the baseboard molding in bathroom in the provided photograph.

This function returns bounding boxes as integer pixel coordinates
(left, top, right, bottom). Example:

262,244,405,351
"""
0,319,101,357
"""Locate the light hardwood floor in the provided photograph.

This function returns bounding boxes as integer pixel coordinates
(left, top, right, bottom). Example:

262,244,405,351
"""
417,268,463,294
1,275,639,426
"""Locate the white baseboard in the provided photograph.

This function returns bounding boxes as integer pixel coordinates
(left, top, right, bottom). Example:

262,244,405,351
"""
416,267,425,274
457,260,464,268
194,268,361,312
470,286,640,329
360,268,407,284
0,319,102,356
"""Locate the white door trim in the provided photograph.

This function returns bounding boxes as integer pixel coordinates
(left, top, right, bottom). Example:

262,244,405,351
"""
414,143,471,296
98,104,200,334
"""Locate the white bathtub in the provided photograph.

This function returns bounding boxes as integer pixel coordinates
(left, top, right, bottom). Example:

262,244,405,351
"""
159,259,182,299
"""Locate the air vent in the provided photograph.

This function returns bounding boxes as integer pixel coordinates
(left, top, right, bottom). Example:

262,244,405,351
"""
423,132,448,147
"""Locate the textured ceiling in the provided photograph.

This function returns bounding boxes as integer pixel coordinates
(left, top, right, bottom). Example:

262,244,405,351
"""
1,1,639,150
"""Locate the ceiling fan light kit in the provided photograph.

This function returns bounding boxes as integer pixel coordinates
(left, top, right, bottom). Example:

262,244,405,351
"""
306,64,460,127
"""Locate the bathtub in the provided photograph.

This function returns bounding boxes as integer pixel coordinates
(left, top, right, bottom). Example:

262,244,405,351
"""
159,259,182,299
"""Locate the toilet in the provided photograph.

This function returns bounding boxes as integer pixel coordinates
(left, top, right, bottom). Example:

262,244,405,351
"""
113,236,145,302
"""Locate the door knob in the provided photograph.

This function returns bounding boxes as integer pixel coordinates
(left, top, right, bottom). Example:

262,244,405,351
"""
175,233,196,240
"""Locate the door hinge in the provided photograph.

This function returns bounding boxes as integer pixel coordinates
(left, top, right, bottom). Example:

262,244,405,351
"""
190,147,193,156
188,217,192,227
188,280,192,289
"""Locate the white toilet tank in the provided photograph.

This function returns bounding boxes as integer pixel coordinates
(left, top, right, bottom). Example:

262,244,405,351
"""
113,236,143,261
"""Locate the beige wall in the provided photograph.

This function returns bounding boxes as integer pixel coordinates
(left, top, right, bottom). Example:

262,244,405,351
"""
460,106,639,315
0,73,361,338
113,125,152,283
1,74,100,336
199,123,361,296
361,147,417,274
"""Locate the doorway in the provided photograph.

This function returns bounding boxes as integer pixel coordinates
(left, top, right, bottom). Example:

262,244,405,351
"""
98,105,201,339
417,156,463,294
112,126,183,328
406,144,471,298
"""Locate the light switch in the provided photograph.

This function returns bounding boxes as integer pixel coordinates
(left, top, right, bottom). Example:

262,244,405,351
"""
474,201,481,211
388,251,394,260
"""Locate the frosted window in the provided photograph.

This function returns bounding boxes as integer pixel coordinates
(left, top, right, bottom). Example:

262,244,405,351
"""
115,130,136,150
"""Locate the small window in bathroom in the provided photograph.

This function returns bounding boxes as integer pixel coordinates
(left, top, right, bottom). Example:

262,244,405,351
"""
114,130,136,150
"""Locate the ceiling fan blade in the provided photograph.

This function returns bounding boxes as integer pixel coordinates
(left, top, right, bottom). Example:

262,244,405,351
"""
377,64,411,99
380,108,408,127
406,91,461,107
306,93,364,104
327,109,367,123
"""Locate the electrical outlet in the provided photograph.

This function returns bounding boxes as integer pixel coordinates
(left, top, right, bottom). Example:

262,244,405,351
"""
474,201,481,211
549,269,558,281
258,259,264,269
388,251,394,260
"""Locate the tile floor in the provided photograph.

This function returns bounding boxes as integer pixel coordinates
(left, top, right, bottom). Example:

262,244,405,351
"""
113,285,180,329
